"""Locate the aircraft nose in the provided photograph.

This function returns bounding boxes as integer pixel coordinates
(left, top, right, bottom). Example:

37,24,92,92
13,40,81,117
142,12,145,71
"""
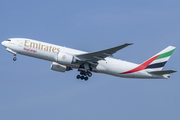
1,41,6,47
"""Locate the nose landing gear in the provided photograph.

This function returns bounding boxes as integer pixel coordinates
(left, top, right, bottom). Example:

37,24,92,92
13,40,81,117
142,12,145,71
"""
76,71,92,81
13,54,17,61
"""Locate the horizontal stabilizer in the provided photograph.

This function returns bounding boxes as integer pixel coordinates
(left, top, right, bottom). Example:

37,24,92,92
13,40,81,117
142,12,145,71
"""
149,70,177,75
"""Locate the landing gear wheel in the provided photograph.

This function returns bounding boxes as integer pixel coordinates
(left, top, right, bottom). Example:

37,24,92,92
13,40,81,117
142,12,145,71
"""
77,71,92,81
84,72,87,76
80,71,84,75
88,72,92,77
81,76,84,80
77,75,80,79
13,57,17,61
84,77,88,81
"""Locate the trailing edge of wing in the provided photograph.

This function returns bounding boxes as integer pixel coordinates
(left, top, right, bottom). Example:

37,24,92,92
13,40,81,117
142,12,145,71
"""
75,43,133,62
149,70,177,75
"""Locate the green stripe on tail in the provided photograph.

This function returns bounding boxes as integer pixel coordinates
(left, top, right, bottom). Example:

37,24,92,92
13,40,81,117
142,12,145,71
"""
156,49,175,60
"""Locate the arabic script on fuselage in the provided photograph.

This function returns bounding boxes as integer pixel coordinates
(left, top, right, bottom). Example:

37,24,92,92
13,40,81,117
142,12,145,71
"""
23,47,37,53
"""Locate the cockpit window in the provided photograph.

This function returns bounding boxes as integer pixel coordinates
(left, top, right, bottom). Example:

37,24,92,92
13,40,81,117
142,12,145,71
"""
6,39,11,41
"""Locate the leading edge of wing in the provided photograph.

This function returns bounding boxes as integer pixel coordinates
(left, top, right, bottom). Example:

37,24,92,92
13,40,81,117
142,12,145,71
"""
75,43,133,62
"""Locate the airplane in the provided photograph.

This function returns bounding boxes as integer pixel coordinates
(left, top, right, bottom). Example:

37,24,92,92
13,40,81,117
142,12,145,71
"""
1,38,177,80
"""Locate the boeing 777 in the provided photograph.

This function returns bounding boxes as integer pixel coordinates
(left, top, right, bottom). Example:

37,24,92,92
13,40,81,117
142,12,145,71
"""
1,38,177,80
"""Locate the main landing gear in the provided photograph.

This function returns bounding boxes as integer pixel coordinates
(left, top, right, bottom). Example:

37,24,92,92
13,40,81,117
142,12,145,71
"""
76,71,92,81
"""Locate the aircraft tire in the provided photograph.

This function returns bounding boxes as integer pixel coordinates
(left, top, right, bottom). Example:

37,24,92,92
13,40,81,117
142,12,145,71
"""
80,71,84,75
88,72,92,77
84,77,88,81
81,76,84,80
13,57,17,61
77,75,80,79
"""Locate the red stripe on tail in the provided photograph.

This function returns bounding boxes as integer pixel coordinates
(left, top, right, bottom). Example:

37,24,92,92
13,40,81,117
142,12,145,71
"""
121,55,160,74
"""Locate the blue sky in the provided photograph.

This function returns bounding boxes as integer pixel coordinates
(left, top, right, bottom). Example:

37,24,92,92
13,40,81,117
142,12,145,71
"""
0,0,180,120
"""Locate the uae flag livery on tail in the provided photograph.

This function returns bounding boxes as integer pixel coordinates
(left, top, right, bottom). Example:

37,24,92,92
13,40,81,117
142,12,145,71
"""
145,46,176,71
121,46,176,74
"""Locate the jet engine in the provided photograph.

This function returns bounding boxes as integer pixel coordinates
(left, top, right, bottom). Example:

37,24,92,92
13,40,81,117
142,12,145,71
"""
54,52,76,65
51,62,72,72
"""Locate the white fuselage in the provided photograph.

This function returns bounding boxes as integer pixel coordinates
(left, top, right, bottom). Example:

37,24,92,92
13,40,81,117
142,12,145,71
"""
1,38,168,79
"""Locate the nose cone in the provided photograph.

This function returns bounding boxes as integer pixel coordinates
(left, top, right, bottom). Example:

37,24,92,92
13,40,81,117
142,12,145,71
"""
1,41,4,46
1,41,6,47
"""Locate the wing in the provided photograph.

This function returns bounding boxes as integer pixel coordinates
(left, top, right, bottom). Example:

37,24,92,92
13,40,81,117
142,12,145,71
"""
75,43,133,63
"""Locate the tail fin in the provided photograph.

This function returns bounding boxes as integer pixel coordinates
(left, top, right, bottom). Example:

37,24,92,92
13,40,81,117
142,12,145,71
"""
120,46,176,75
145,46,176,71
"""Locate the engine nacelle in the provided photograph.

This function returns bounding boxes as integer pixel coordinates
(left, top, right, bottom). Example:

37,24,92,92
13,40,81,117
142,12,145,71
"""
54,52,76,65
51,62,71,72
